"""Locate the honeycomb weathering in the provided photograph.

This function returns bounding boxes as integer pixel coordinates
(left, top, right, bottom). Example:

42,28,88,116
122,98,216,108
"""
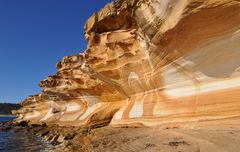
16,0,240,128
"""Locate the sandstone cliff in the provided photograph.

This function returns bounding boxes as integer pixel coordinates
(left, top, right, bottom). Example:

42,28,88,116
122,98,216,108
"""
16,0,240,128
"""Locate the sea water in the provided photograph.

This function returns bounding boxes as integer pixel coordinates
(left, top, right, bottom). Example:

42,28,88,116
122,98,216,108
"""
0,116,47,152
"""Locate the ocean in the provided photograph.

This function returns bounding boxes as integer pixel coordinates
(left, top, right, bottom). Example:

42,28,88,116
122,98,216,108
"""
0,116,47,152
0,117,16,123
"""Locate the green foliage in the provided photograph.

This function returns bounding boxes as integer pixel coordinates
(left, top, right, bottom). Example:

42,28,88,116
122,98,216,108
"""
0,103,20,115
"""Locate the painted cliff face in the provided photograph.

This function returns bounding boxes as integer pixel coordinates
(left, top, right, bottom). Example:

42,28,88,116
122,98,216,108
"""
17,0,240,128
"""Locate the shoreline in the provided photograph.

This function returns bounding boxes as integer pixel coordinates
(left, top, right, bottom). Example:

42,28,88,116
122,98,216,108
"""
1,120,240,152
0,115,16,117
0,121,48,151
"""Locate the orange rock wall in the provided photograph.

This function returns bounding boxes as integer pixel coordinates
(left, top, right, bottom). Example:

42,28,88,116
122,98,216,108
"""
16,0,240,128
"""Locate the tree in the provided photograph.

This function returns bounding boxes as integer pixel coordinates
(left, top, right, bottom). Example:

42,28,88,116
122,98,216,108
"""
0,103,20,115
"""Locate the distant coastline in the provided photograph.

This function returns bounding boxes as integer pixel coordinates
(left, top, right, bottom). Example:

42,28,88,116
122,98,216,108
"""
0,115,16,117
0,103,20,116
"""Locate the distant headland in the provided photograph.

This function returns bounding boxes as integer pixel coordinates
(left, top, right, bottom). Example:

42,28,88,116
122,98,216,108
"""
0,103,20,116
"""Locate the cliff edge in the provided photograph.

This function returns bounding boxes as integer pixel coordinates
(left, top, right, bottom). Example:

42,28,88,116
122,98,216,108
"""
16,0,240,129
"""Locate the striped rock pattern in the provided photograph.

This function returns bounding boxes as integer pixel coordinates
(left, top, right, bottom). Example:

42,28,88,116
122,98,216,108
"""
16,0,240,128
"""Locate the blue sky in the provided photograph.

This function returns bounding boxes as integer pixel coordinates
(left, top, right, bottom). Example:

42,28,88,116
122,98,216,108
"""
0,0,112,103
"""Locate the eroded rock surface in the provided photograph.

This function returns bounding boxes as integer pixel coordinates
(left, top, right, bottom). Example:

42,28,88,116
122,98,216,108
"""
16,0,240,128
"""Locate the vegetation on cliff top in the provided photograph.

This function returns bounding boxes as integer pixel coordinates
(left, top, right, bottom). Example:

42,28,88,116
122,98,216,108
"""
0,103,20,115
